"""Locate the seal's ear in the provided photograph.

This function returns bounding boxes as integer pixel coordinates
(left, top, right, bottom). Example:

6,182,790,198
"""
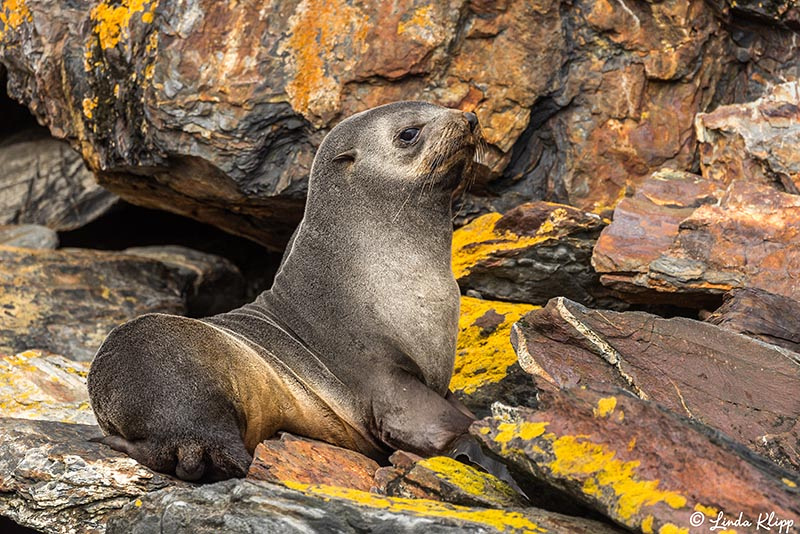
332,150,356,164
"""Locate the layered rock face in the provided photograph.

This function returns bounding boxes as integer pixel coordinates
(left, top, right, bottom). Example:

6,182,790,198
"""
2,0,797,247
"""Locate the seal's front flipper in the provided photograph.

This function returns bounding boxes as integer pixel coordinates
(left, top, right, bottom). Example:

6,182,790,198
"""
449,434,527,498
372,370,474,455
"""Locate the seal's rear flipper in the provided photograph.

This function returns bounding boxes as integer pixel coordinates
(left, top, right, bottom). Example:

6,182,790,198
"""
449,434,527,499
90,434,251,482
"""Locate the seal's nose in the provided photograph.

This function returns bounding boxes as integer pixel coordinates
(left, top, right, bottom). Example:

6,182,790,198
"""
464,111,478,132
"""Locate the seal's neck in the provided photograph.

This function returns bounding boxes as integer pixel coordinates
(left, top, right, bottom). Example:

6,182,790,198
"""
265,186,459,393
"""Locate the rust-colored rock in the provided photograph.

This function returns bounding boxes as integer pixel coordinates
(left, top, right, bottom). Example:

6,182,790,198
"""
0,245,184,361
511,297,800,472
706,288,800,353
453,202,621,308
2,0,786,245
246,433,379,492
697,81,800,194
473,389,800,533
450,296,539,418
593,175,800,306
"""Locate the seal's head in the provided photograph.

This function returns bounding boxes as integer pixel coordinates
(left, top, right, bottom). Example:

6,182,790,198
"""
309,101,484,201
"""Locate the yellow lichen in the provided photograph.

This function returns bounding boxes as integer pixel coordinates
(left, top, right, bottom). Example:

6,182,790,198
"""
593,396,617,418
418,456,518,501
642,515,654,533
91,0,150,50
693,504,718,516
452,213,547,279
0,0,31,40
493,421,548,445
449,296,537,394
549,436,687,521
283,482,547,533
783,478,797,488
397,4,433,34
82,96,98,119
657,525,688,534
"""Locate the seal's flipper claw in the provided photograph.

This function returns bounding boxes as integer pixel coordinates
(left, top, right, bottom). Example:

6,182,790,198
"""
449,434,528,499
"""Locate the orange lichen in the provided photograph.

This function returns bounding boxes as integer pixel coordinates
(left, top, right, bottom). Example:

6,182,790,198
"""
280,0,369,122
0,0,31,40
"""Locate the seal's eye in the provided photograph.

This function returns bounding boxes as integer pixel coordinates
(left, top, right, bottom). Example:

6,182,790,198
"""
398,127,420,143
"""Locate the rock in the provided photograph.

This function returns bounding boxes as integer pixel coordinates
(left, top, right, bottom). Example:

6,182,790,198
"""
450,297,538,418
107,477,626,534
0,0,779,246
0,246,184,361
123,245,246,317
0,132,117,231
511,297,800,472
472,388,800,533
0,350,95,425
593,175,800,307
452,202,621,308
375,455,526,509
705,288,800,353
0,224,58,249
0,418,177,534
247,433,378,492
697,81,800,194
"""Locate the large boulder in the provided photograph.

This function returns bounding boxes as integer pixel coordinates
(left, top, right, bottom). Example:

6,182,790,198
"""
2,0,792,245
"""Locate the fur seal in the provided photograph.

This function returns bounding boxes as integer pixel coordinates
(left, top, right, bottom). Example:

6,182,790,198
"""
88,101,487,481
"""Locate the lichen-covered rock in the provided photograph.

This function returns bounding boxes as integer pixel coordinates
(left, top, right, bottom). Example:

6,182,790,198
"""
107,477,626,534
512,297,800,472
375,455,526,509
0,224,58,249
697,81,800,194
247,433,379,492
452,202,620,308
593,176,800,306
0,245,184,360
705,288,800,353
450,297,538,418
0,418,176,534
472,390,800,533
123,245,246,317
0,131,117,231
0,349,95,425
1,0,782,245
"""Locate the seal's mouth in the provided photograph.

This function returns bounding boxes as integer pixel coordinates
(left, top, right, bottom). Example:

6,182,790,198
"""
416,121,488,191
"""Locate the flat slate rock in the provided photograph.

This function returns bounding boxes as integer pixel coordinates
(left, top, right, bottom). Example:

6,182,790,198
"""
0,246,185,361
452,202,621,308
511,297,800,472
0,350,95,425
593,174,800,307
705,287,800,353
107,477,625,534
375,455,527,509
472,389,800,534
0,418,176,534
0,133,116,231
247,433,379,492
0,224,59,249
450,296,539,418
